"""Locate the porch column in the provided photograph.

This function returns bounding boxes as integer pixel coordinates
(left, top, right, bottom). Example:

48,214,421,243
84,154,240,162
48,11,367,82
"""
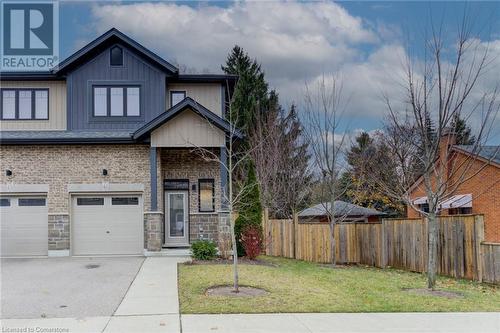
150,147,158,211
220,145,228,210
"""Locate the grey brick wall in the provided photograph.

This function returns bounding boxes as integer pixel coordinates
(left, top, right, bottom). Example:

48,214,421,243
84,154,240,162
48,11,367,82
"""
145,212,163,251
48,214,70,250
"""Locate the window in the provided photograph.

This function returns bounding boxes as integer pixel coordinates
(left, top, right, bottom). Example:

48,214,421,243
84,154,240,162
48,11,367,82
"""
110,46,123,66
418,203,429,213
0,198,11,207
170,91,186,107
199,179,215,212
1,89,48,120
93,86,141,117
112,197,139,205
164,179,189,191
449,207,472,215
110,87,124,116
76,197,104,206
18,198,46,206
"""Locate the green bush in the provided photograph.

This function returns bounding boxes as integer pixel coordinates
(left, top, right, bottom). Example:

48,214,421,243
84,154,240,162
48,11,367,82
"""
191,240,217,260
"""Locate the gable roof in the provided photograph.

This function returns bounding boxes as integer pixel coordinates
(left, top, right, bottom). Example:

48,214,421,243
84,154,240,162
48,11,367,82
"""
299,201,386,218
56,28,178,75
133,97,243,140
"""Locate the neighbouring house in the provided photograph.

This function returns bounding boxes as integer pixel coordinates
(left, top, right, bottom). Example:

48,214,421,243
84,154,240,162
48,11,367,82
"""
0,28,241,257
298,201,386,223
407,132,500,242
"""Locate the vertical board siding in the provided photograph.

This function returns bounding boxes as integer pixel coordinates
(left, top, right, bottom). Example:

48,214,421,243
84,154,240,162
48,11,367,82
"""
0,81,66,130
264,214,497,284
167,83,222,116
67,45,166,131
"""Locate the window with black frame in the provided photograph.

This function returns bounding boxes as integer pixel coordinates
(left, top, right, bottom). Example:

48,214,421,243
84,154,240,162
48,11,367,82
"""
199,179,215,212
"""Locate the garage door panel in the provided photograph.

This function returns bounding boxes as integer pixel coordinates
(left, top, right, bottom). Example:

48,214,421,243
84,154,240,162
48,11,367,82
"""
72,195,143,256
0,197,48,257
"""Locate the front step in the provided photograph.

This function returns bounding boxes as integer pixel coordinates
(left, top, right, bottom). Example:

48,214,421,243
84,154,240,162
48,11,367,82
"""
144,248,191,257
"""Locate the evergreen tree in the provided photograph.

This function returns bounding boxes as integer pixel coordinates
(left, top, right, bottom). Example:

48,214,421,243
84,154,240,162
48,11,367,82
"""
451,114,476,145
222,45,268,134
234,161,262,256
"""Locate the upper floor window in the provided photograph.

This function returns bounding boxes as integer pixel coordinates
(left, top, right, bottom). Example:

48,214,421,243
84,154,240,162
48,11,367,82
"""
1,89,48,120
110,46,123,66
170,91,186,107
93,86,140,117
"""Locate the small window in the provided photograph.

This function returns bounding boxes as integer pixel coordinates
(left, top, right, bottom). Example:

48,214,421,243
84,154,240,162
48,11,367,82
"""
112,197,139,205
126,87,140,116
170,91,186,107
418,203,429,213
18,198,46,206
94,87,108,116
18,90,32,119
77,197,104,206
2,90,16,119
199,179,215,212
449,207,472,215
110,87,124,116
35,90,48,119
110,46,123,66
0,198,11,207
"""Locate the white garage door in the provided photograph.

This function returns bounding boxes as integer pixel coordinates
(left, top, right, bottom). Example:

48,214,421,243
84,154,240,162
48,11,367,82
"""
0,197,48,257
72,195,143,256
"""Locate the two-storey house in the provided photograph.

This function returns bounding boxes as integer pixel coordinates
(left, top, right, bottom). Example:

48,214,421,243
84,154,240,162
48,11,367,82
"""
0,29,240,257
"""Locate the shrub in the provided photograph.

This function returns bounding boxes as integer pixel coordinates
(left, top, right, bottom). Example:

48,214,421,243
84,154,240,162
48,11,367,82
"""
240,225,263,260
191,240,217,260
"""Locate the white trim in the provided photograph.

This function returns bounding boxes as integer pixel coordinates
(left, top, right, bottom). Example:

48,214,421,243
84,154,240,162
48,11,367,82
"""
48,212,69,216
144,211,164,215
440,194,472,209
67,183,144,193
48,250,70,257
413,196,428,205
0,184,49,193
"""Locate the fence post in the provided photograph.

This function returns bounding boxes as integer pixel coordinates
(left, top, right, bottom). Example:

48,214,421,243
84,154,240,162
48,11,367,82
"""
474,215,484,282
380,219,387,268
293,212,298,259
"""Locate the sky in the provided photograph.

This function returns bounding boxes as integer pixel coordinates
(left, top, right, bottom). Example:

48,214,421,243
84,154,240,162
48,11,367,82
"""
58,1,500,143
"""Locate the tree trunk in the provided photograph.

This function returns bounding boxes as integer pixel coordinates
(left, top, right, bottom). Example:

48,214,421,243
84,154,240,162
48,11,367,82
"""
427,213,438,290
330,218,336,267
231,212,239,292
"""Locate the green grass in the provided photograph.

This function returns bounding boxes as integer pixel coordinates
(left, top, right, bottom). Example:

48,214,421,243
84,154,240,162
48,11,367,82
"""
178,256,500,313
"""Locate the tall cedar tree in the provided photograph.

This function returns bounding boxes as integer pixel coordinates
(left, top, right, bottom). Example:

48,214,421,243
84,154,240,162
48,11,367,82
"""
221,45,268,134
234,161,262,256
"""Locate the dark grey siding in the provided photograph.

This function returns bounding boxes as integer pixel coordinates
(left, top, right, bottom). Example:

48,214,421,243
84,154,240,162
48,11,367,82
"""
67,44,166,131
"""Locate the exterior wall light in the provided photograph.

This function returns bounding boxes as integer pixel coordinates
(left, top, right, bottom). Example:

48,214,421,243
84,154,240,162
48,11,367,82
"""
6,170,12,176
102,169,108,176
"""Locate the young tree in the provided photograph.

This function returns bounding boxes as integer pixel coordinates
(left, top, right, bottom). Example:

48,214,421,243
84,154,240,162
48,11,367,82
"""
369,16,498,289
302,75,355,266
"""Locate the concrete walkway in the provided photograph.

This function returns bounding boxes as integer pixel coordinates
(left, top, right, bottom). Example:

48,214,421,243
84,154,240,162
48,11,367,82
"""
181,313,500,333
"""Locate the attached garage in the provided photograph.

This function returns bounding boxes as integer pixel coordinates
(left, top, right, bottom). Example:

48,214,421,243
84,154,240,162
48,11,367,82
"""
72,194,144,256
0,196,48,257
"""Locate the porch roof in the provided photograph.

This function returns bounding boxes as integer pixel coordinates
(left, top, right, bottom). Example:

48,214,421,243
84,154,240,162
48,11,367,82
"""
133,97,243,140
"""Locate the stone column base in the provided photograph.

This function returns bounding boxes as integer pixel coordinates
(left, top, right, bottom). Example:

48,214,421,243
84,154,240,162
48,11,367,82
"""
144,212,163,251
48,213,70,251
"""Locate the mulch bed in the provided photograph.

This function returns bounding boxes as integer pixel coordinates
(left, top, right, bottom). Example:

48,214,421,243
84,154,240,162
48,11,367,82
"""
402,288,464,299
185,258,278,267
206,285,269,297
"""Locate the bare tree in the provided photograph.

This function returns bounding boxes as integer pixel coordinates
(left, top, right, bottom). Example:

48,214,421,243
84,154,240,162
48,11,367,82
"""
188,81,262,293
250,102,313,218
367,15,499,289
303,75,357,266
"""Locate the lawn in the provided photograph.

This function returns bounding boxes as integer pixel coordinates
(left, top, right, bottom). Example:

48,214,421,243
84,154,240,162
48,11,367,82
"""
178,256,500,313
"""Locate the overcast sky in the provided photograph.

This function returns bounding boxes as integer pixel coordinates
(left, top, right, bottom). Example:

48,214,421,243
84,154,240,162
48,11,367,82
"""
59,1,500,143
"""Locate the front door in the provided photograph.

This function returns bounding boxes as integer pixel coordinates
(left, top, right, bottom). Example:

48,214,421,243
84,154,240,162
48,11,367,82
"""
164,191,189,246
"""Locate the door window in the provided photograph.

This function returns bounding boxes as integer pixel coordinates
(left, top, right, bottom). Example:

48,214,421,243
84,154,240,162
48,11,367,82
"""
169,193,185,237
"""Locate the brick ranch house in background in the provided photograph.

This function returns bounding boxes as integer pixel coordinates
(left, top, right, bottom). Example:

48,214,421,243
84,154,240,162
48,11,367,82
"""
0,28,241,257
407,132,500,243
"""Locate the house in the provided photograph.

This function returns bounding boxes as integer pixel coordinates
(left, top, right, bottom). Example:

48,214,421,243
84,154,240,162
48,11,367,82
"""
298,201,386,223
407,132,500,242
0,28,241,257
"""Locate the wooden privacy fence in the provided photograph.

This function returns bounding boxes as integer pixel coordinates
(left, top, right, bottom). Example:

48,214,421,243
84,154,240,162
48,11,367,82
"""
263,211,499,284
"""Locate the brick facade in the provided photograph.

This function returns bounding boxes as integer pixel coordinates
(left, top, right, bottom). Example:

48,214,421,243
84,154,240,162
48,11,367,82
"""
408,143,500,242
48,214,70,250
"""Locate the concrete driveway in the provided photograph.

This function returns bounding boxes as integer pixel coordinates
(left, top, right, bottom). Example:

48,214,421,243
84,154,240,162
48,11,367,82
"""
1,256,144,319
